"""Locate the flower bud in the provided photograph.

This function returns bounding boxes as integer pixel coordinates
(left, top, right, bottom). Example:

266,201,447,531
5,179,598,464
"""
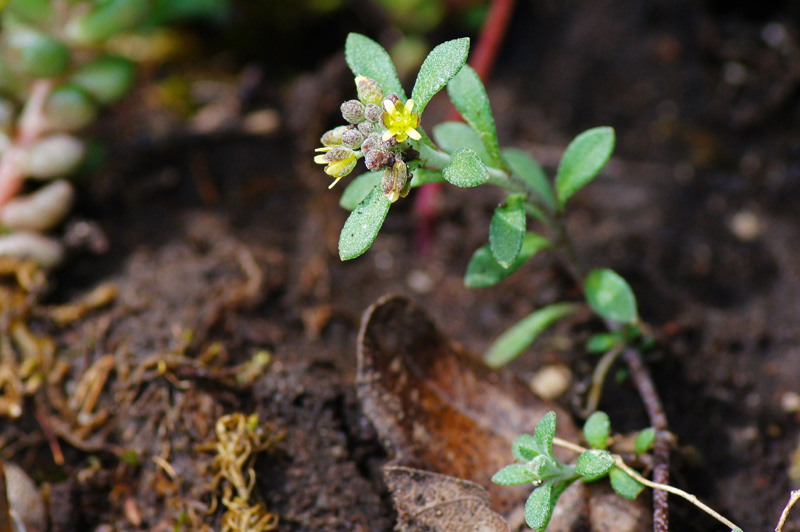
360,133,381,153
355,76,383,105
23,134,86,179
314,146,358,180
340,100,365,124
364,103,382,123
364,147,394,171
0,232,64,269
341,129,364,149
321,125,349,146
70,55,136,105
1,180,75,232
44,85,97,132
381,160,409,203
357,121,375,136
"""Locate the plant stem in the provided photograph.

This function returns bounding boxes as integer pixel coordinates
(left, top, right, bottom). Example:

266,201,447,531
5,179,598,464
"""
776,489,800,532
552,437,740,531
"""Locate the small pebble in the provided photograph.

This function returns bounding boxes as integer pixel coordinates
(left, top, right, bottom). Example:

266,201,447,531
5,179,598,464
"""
406,269,435,294
529,364,571,400
780,391,800,413
729,210,761,241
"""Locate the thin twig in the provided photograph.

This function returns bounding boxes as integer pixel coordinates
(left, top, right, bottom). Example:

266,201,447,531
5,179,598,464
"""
579,345,623,416
776,489,800,532
552,437,739,531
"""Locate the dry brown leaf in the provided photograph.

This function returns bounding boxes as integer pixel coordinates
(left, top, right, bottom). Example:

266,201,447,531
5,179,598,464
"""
385,465,510,532
357,295,651,532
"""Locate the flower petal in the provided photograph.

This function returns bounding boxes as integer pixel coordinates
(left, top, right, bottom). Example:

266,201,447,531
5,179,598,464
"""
406,128,422,141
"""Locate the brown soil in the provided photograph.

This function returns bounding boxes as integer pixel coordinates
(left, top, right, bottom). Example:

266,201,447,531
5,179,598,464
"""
5,1,800,531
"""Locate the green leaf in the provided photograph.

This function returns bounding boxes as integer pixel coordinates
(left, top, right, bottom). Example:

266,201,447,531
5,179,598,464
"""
432,121,492,164
492,464,539,485
503,148,556,210
447,65,502,167
489,195,526,268
584,268,638,324
634,427,656,454
65,0,153,44
464,232,550,288
575,449,615,480
345,33,406,100
609,467,644,499
534,411,557,457
339,172,380,211
583,411,611,450
338,187,391,260
555,126,615,206
4,21,70,78
525,482,554,532
484,303,578,368
442,148,487,188
70,55,136,105
586,332,620,353
512,434,539,462
411,37,469,116
409,168,446,188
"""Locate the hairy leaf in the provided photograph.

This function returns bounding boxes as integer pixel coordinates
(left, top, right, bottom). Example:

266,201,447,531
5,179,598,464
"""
555,126,615,206
411,37,470,115
338,187,391,260
492,464,539,486
339,172,380,211
433,121,492,164
512,434,540,462
503,148,556,210
575,449,615,480
583,411,611,450
609,467,644,500
443,148,488,188
345,33,406,99
525,482,554,532
464,232,550,289
448,65,502,167
490,195,526,268
634,427,655,454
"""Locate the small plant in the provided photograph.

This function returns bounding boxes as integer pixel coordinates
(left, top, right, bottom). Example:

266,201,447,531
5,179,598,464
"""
493,410,740,532
317,33,751,531
0,0,229,267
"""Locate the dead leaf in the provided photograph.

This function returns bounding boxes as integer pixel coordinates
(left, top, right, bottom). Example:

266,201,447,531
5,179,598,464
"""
357,295,651,532
385,465,510,532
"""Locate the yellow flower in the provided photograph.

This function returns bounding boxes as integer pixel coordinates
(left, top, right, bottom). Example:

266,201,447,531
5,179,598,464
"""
314,146,358,188
381,99,421,143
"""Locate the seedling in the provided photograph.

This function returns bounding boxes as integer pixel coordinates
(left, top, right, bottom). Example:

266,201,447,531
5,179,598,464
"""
317,33,751,531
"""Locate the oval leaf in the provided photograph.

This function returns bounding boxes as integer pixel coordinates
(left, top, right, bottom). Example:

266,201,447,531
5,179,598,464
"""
634,427,656,454
609,467,644,500
433,121,492,164
447,65,502,167
484,303,578,368
525,482,554,532
345,33,406,99
492,464,539,486
503,148,556,210
443,148,487,188
465,232,550,288
411,37,469,116
585,332,620,353
339,172,380,211
512,434,540,462
583,411,611,450
584,268,638,324
555,126,615,206
490,195,526,268
575,449,615,480
534,411,557,457
339,187,391,260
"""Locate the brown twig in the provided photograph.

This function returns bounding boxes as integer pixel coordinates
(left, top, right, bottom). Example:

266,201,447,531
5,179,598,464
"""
622,347,670,532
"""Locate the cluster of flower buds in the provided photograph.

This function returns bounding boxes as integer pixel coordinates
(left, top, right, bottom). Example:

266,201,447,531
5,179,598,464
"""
315,76,420,203
0,0,229,268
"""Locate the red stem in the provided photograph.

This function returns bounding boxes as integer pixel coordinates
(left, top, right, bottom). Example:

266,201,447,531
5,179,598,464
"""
415,0,518,255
